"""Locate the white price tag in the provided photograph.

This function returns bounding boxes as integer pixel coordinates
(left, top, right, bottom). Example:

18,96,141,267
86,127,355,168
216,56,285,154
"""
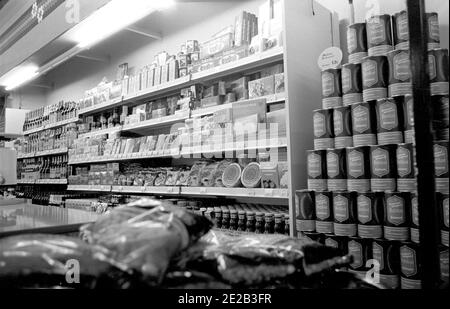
264,189,273,197
247,190,256,197
166,187,173,193
318,47,343,71
200,188,207,194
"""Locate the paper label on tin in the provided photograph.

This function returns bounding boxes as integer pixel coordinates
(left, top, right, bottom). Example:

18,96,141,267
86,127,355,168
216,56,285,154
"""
335,136,354,148
397,147,412,177
325,238,338,248
348,240,363,269
387,196,406,226
316,221,333,234
363,60,379,87
428,15,440,42
444,198,449,228
400,246,418,277
314,113,326,137
296,219,315,232
308,179,327,191
334,110,344,135
357,195,372,224
381,275,400,289
379,101,399,130
327,152,340,178
322,72,335,96
328,179,348,191
411,228,420,243
316,194,331,220
394,52,411,81
372,242,384,271
342,67,352,93
308,152,323,178
368,17,387,45
358,225,383,239
314,138,334,151
348,28,357,54
429,55,437,80
353,105,370,133
412,197,419,227
397,12,409,40
372,148,390,177
401,277,422,289
334,195,349,222
434,144,449,176
384,226,409,241
348,150,365,178
348,179,371,193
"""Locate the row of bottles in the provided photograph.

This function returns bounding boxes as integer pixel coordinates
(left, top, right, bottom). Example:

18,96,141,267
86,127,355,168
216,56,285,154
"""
18,155,69,180
15,186,66,206
20,124,78,154
23,101,78,132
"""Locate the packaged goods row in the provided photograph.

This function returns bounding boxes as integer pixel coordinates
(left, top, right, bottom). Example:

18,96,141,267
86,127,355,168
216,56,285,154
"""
68,157,289,190
17,155,69,181
295,189,448,247
307,141,449,194
22,101,78,132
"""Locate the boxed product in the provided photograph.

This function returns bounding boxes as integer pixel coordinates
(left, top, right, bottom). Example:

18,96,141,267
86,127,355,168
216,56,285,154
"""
147,67,155,88
274,73,285,93
161,64,169,84
200,33,234,59
168,58,179,81
154,169,167,186
260,161,279,188
225,77,249,101
176,168,190,186
232,98,266,122
248,75,275,98
165,170,180,186
178,54,191,68
188,161,209,187
186,40,200,53
201,96,224,108
200,162,219,187
154,66,162,86
277,162,289,188
221,45,249,65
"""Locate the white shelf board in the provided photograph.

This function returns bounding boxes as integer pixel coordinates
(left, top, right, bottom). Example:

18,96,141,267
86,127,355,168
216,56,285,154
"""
18,147,68,159
121,113,189,133
111,186,180,195
78,97,123,116
181,187,289,199
23,117,80,135
67,185,112,192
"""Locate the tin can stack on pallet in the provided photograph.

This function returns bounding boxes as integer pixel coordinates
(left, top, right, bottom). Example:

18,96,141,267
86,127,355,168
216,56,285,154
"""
309,10,449,290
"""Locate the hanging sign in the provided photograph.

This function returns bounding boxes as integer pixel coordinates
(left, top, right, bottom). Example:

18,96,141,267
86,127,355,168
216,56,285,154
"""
318,47,343,71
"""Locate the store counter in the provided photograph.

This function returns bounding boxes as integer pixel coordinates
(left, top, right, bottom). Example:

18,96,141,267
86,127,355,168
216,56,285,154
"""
0,203,99,238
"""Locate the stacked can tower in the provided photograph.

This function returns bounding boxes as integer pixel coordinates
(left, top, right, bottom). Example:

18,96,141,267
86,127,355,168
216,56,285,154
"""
300,11,449,290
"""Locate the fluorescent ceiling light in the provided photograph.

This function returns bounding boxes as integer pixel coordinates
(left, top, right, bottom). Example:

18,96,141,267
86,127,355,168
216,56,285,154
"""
72,0,175,48
0,64,39,91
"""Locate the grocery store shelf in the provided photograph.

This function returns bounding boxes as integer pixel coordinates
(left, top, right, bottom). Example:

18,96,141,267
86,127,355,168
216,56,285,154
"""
67,185,112,192
18,147,68,159
191,47,284,83
23,117,80,135
76,48,284,117
68,138,287,165
121,112,190,133
78,127,122,139
68,183,288,199
17,179,68,185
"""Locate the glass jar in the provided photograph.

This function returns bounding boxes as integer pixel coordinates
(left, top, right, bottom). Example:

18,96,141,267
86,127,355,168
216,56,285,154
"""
264,213,275,234
245,211,256,233
255,212,265,234
237,210,247,231
274,213,285,234
229,209,238,230
284,215,290,236
214,207,222,228
222,209,230,229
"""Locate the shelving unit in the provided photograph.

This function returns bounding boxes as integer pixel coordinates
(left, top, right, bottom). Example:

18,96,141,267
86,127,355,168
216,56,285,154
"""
22,117,80,135
17,147,68,159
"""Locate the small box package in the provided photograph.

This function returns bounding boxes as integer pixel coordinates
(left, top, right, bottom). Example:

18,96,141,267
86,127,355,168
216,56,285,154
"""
274,73,285,93
248,75,275,98
232,98,266,122
260,161,280,188
186,40,199,53
277,162,289,188
200,33,234,59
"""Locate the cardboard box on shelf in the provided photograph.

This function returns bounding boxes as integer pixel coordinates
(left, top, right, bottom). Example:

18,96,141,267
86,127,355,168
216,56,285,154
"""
248,75,275,98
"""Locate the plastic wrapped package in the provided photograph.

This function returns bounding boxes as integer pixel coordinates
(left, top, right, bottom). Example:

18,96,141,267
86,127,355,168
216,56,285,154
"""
0,234,140,289
80,199,213,285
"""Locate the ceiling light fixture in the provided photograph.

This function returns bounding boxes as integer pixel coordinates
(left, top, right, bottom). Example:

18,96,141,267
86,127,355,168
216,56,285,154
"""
0,64,39,91
72,0,175,49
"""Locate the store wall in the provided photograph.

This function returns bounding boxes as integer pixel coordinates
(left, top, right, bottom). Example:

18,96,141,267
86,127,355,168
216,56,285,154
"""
43,0,264,104
5,86,47,111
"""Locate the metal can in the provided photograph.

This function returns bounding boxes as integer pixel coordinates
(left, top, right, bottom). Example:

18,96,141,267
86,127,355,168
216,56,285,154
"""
410,194,420,244
313,108,335,150
384,192,412,241
347,23,368,64
432,95,449,135
351,102,378,146
387,50,412,97
426,12,440,50
440,246,449,281
393,10,409,50
376,98,405,145
403,95,415,143
333,106,353,148
438,192,449,247
322,68,343,109
347,237,373,276
428,48,449,96
362,56,389,102
333,191,358,237
295,190,316,232
396,143,417,192
307,150,327,191
434,140,449,194
400,242,422,289
325,234,349,256
342,63,363,105
366,14,394,56
372,239,401,289
370,144,397,192
357,192,385,239
315,191,334,234
302,231,325,245
346,146,371,193
326,148,348,191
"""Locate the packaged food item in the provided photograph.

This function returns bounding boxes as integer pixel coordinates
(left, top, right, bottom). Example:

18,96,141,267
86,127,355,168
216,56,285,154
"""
426,12,441,50
188,161,210,187
321,68,343,109
347,23,368,64
351,102,378,147
248,76,275,98
357,192,384,239
370,144,397,192
295,190,316,232
260,161,279,189
428,48,449,96
375,98,405,145
361,55,389,102
307,150,327,191
315,191,334,234
241,162,261,188
165,170,180,186
366,14,394,56
400,242,422,289
387,49,412,97
384,192,412,241
396,143,417,192
333,192,358,237
372,239,401,289
434,140,449,194
333,106,353,148
222,163,243,188
274,73,285,93
341,63,363,106
313,108,334,150
326,148,347,191
346,146,371,193
393,10,409,50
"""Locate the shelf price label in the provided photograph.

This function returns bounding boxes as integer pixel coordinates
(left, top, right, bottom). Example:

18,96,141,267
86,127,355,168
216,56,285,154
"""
200,188,207,194
318,47,343,71
264,189,274,197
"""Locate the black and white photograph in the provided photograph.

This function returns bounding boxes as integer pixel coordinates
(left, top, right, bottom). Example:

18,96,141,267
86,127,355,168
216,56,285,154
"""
0,0,448,296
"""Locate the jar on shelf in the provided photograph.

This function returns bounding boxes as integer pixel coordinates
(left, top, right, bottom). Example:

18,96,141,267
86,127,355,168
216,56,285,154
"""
264,213,275,234
237,210,247,231
274,213,285,234
246,211,256,233
255,212,265,234
214,207,222,228
229,209,238,230
222,208,230,229
284,215,290,236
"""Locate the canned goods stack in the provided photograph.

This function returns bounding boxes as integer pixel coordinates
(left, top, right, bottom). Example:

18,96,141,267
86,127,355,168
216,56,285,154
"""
307,10,449,289
173,199,290,235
